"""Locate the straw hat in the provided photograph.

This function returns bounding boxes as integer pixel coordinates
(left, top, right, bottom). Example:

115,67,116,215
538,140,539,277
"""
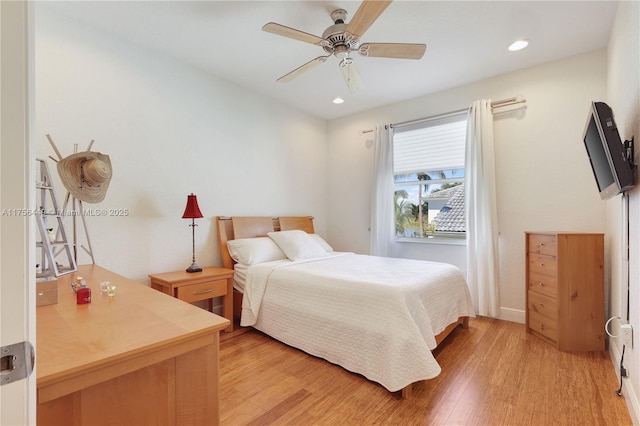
57,151,112,203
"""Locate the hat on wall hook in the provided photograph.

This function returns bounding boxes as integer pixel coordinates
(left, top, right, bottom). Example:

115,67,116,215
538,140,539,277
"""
46,134,113,204
57,151,112,203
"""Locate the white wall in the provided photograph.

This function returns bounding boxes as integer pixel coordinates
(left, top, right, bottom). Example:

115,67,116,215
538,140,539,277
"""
327,50,608,323
35,8,328,283
606,1,640,423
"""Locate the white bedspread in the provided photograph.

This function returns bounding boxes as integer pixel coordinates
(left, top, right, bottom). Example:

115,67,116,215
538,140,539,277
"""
240,252,475,392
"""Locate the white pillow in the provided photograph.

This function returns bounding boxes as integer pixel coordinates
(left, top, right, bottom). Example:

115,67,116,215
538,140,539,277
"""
267,230,329,261
227,237,287,265
310,233,333,252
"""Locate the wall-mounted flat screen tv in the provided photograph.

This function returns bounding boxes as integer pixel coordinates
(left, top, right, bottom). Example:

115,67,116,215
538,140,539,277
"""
582,101,635,200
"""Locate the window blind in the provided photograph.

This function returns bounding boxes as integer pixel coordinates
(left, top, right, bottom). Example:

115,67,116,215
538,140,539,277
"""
393,115,467,174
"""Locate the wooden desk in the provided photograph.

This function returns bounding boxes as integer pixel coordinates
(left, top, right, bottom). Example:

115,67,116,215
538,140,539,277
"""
36,265,229,425
149,267,234,333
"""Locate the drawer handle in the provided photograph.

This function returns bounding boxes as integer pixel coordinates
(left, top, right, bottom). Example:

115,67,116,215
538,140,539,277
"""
540,323,545,330
193,288,216,295
538,282,544,287
538,243,544,247
539,263,544,266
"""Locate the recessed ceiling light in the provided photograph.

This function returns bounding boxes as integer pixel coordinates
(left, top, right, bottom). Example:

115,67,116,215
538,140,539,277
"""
333,97,345,104
508,39,529,51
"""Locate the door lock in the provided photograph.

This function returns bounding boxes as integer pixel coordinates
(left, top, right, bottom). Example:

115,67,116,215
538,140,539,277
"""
1,341,34,386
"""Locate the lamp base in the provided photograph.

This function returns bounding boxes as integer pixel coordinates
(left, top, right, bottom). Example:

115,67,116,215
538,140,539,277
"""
186,261,202,273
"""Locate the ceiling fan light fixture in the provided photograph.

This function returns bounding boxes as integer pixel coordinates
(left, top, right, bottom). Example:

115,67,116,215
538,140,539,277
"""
339,58,363,93
508,39,529,51
333,44,350,59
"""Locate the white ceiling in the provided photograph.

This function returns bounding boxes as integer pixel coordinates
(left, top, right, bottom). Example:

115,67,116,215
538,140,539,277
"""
40,1,617,121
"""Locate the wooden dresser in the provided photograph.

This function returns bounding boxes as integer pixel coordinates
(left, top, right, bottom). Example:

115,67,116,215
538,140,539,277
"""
525,232,605,351
37,265,229,425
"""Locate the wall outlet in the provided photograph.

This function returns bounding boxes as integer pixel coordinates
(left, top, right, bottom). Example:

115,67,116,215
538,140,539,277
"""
621,323,633,348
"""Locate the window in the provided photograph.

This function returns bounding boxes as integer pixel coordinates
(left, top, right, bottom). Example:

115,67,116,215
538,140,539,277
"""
393,112,467,240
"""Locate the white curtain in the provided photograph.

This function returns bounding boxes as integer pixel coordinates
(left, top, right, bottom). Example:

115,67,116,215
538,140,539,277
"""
370,124,395,257
465,100,500,317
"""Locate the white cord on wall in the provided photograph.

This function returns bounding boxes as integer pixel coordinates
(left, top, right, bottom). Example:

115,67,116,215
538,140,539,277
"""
606,316,622,338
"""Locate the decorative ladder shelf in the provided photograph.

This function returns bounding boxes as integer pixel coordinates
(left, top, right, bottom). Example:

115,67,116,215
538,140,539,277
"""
36,158,77,278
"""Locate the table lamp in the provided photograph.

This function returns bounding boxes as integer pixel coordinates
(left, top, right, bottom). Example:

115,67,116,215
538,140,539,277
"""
182,193,204,273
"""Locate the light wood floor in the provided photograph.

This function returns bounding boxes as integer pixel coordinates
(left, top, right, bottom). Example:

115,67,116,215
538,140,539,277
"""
219,317,632,425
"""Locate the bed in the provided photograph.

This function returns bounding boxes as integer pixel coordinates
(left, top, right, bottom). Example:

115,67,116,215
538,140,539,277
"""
216,216,475,398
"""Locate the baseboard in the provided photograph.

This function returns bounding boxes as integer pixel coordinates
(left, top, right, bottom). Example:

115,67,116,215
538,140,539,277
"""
211,303,223,316
191,300,225,317
499,307,525,324
610,342,640,425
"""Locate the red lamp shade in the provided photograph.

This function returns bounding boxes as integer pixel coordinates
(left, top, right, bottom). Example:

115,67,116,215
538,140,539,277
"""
182,193,203,219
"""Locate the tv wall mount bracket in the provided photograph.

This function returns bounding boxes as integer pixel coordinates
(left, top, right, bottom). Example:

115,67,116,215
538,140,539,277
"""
624,136,635,171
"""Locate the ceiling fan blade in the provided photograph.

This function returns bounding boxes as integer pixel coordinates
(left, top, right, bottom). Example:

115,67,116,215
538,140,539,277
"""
277,56,330,83
359,43,426,59
262,22,326,46
345,0,393,39
339,58,363,93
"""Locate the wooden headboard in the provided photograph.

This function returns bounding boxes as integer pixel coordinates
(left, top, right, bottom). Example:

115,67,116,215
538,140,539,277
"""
216,216,315,269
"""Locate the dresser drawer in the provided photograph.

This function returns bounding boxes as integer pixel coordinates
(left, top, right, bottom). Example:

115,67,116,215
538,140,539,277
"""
527,271,558,298
528,308,558,342
527,234,557,256
176,278,227,303
528,290,558,321
528,253,557,277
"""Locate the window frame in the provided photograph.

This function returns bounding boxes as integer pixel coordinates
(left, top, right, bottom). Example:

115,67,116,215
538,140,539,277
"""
392,112,468,243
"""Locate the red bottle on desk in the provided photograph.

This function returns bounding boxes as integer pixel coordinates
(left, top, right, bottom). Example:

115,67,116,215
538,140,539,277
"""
76,287,91,304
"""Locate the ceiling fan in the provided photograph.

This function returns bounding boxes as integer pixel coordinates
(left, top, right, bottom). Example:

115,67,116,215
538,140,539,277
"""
263,0,426,93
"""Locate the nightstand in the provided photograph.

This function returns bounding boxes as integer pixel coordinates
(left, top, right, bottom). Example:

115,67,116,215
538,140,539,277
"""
149,267,234,332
